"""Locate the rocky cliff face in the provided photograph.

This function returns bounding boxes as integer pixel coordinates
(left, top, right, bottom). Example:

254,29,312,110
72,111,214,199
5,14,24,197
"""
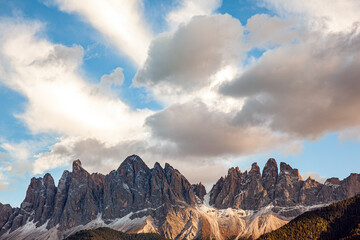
1,156,360,240
210,158,360,216
0,155,198,240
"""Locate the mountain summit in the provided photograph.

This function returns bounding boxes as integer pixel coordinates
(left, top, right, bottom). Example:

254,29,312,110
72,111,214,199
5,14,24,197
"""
1,156,360,240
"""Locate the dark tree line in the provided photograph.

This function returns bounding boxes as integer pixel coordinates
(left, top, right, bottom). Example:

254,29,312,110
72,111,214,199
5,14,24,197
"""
258,194,360,240
65,227,168,240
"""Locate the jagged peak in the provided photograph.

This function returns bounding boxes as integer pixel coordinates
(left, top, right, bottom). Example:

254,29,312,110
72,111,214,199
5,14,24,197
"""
72,159,82,172
164,162,172,169
30,176,39,183
250,162,260,171
29,174,54,187
228,166,242,176
153,162,163,170
325,177,341,185
262,158,278,179
164,162,182,177
249,162,261,179
164,162,178,173
119,154,149,171
279,162,303,180
265,158,277,168
279,162,292,172
192,182,205,189
348,173,360,178
304,176,317,184
192,182,207,201
43,173,54,183
0,202,9,207
60,169,71,179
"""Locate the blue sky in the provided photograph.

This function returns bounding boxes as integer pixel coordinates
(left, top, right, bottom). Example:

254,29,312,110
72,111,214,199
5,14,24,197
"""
0,0,360,207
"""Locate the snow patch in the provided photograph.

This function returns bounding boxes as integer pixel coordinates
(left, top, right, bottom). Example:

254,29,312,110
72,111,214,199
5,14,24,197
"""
108,213,147,232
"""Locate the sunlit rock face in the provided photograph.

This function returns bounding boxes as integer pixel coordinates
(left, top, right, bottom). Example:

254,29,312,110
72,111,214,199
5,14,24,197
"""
1,156,360,240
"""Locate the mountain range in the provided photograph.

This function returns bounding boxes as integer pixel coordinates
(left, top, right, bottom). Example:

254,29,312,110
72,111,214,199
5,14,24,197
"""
0,155,359,240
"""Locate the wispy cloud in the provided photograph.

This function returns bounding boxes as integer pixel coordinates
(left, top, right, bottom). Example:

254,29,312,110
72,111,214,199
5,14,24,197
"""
261,0,360,33
0,18,152,175
166,0,222,30
47,0,153,65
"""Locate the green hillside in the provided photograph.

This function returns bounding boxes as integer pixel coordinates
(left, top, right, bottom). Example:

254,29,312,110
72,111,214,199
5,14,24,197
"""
258,194,360,240
65,227,168,240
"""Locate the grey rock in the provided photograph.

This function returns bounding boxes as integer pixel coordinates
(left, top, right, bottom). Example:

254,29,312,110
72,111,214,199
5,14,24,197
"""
209,158,360,215
262,158,278,200
0,203,13,235
57,160,104,229
192,183,206,202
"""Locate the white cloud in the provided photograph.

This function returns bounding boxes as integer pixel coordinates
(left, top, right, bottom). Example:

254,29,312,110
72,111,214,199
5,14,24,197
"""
166,0,222,29
100,67,124,86
1,142,30,163
146,100,297,157
220,29,360,138
0,18,153,174
0,172,9,190
261,0,360,33
134,14,244,105
245,14,300,49
0,139,40,187
339,128,360,142
302,172,327,183
48,0,153,65
0,152,10,190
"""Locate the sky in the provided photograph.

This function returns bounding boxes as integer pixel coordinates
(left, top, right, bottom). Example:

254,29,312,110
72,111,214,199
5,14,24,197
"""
0,0,360,207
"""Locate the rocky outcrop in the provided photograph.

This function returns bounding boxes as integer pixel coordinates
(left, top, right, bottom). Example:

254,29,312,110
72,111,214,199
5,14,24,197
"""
262,158,278,199
273,162,303,207
210,158,360,216
0,155,198,239
0,203,14,235
56,160,104,230
102,156,197,221
7,173,57,233
192,183,206,202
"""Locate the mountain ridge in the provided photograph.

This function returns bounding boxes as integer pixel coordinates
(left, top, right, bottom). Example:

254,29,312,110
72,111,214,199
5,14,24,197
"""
258,193,360,239
1,155,360,240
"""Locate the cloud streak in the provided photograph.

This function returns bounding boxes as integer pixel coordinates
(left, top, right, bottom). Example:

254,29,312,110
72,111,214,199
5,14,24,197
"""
49,0,153,65
0,18,152,175
261,0,360,33
166,0,222,29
